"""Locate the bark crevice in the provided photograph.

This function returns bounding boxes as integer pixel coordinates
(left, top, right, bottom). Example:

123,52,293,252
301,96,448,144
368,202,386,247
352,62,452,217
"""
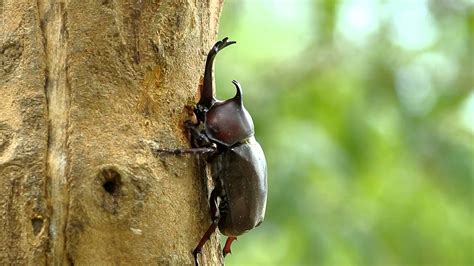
37,1,70,264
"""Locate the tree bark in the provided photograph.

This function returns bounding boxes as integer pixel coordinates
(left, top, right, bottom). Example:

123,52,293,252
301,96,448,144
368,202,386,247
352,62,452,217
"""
1,0,224,265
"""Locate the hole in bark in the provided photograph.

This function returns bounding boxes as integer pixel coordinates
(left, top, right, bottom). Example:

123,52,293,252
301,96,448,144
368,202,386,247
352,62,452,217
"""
101,168,122,195
31,217,43,235
103,180,117,194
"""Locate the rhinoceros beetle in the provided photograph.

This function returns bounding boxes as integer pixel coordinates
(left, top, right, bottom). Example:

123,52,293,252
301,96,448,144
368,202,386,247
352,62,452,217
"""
152,37,267,265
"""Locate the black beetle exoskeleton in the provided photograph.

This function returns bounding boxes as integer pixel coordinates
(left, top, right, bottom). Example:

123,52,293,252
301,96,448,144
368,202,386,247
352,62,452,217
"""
152,37,267,265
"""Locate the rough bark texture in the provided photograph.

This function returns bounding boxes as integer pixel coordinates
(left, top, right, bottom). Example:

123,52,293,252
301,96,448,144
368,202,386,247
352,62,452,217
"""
1,0,224,265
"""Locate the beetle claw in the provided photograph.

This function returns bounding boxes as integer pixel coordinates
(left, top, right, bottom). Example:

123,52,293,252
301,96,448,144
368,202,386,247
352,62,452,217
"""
193,249,201,266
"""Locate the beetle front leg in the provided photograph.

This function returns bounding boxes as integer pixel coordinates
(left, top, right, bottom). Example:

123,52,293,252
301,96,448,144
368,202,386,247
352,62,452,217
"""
148,120,218,158
152,147,216,155
193,188,221,266
184,120,215,148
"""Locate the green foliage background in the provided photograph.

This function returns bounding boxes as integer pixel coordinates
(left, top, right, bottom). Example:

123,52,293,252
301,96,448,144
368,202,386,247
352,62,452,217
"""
215,0,473,265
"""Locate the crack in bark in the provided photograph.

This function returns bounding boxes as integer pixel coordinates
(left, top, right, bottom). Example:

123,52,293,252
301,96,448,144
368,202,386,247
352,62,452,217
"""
37,0,70,264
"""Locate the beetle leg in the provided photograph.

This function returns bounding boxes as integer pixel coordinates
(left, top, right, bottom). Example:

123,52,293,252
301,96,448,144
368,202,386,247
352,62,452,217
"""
149,120,218,157
152,147,216,155
222,236,237,257
185,120,214,147
193,189,221,266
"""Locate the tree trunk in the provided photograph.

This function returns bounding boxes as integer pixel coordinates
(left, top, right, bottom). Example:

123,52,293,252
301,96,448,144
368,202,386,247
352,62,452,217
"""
1,1,224,265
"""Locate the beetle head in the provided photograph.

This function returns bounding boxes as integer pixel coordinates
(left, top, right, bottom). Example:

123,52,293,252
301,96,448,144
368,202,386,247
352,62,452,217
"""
204,80,254,147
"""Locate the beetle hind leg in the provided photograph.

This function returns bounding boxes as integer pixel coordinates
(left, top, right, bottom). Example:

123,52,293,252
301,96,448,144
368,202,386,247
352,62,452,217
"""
223,236,237,257
193,189,221,265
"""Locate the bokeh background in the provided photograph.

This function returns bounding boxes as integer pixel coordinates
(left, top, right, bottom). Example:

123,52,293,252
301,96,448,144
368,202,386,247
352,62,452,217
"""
214,0,473,265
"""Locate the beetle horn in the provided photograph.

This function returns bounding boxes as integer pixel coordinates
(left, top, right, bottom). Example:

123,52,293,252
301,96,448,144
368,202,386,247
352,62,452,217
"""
198,38,237,110
231,80,243,105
